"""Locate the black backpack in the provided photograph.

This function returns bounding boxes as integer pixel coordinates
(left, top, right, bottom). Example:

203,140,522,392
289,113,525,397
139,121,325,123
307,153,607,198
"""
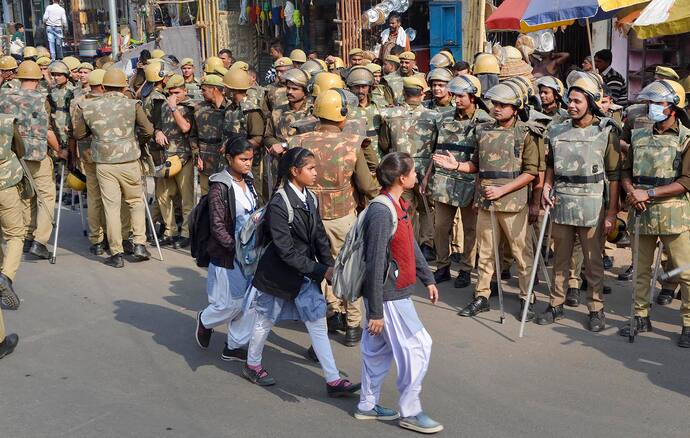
189,183,233,268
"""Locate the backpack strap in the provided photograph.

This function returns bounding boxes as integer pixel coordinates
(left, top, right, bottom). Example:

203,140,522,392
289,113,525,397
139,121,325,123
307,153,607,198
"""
275,187,295,224
370,195,398,239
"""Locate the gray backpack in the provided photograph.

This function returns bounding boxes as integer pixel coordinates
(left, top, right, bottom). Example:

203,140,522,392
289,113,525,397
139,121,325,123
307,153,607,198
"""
332,195,398,302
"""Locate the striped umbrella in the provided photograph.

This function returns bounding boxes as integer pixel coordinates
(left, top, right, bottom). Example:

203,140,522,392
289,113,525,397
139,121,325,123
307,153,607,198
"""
632,0,690,38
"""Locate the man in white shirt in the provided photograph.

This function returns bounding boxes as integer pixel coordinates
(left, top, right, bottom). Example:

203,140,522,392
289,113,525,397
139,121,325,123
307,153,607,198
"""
43,0,68,60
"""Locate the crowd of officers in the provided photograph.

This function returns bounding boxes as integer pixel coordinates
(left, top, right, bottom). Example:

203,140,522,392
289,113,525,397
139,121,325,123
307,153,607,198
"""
0,40,689,356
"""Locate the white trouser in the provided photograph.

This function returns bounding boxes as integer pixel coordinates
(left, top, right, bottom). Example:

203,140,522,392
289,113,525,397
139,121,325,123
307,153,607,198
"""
247,312,340,382
358,298,432,418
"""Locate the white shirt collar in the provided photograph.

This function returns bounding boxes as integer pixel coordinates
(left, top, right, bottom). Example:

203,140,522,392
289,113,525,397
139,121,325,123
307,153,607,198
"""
602,65,612,76
288,181,307,203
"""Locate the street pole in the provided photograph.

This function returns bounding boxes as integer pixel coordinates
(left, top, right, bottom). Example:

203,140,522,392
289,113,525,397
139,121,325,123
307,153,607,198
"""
108,0,119,60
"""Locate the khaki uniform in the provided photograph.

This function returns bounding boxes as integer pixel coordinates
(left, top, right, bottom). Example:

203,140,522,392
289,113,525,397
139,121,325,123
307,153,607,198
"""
73,91,154,255
471,118,542,300
546,117,620,312
622,120,690,326
190,98,229,195
289,127,379,328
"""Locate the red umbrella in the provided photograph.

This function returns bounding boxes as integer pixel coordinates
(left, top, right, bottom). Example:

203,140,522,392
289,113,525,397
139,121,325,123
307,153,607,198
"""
486,0,576,32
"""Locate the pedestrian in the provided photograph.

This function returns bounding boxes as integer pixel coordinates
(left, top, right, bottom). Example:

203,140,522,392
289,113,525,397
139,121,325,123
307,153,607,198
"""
378,12,411,60
195,137,259,361
218,48,234,69
43,0,68,60
242,147,361,398
9,24,26,61
263,40,284,85
594,49,627,106
355,151,442,434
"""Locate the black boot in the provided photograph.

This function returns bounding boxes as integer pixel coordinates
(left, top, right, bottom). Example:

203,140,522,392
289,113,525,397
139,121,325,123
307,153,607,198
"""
327,313,346,333
0,333,18,360
122,239,135,255
173,237,190,249
618,316,652,337
132,244,150,262
159,236,175,247
603,255,613,270
501,268,511,280
450,252,462,264
657,289,676,306
678,327,690,348
454,270,471,289
618,265,633,281
458,296,489,317
29,241,50,260
603,285,612,295
434,266,451,284
565,288,580,307
536,304,564,325
22,240,33,254
344,326,363,347
579,277,588,291
104,253,124,268
89,242,105,256
0,273,19,310
518,299,535,322
421,244,436,262
588,309,606,332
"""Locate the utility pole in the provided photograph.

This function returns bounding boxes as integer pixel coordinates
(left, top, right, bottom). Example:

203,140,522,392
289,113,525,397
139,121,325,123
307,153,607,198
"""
108,0,118,59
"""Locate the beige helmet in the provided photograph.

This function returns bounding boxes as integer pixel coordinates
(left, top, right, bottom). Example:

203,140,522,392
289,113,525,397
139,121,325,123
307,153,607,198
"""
506,76,535,98
201,74,225,87
328,57,345,71
165,74,186,91
301,59,325,76
315,59,328,71
0,55,18,71
49,61,70,75
144,61,167,82
314,88,351,122
430,51,455,69
426,68,453,84
88,69,106,86
502,46,523,63
568,76,605,116
274,57,293,68
448,74,482,96
22,46,37,59
62,56,81,71
66,171,87,191
484,82,524,108
151,49,166,59
102,68,128,88
312,72,345,97
203,56,225,74
403,76,429,93
346,66,374,87
384,55,401,66
283,68,311,88
365,63,382,74
223,68,251,90
16,61,43,80
155,155,182,178
36,46,51,59
229,61,249,71
637,79,687,109
473,53,500,75
180,58,194,67
79,62,94,72
536,76,565,99
289,49,307,64
36,57,52,67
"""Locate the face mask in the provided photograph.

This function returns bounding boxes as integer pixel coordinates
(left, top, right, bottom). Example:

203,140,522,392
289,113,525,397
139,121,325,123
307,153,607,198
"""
648,103,668,122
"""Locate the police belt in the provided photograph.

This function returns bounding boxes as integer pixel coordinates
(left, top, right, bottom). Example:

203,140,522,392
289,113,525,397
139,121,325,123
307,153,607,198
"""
479,171,521,179
555,173,605,184
437,143,475,154
633,175,676,187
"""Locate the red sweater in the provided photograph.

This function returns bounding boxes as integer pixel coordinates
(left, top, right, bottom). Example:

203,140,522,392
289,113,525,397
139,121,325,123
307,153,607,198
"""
390,196,416,290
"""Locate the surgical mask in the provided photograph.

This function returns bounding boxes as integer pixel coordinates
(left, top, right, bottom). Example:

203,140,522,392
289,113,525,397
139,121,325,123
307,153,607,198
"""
648,103,668,122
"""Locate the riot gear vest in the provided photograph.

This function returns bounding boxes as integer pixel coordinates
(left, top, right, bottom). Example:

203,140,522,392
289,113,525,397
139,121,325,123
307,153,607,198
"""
159,99,193,159
0,88,49,161
194,100,227,177
48,85,75,147
71,92,101,163
631,124,690,235
349,102,382,157
381,104,437,179
383,73,403,105
0,115,24,190
81,92,140,164
549,119,612,227
223,100,250,139
270,102,313,143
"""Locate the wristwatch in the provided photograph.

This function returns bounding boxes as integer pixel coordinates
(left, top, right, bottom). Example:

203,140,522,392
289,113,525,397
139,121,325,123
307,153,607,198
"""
647,188,656,199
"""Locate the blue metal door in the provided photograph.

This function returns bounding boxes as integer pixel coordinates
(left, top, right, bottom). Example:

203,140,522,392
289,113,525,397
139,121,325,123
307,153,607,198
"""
429,1,462,62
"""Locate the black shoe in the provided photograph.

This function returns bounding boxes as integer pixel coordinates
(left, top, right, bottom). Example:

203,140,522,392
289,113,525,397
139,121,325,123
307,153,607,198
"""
603,285,612,295
195,311,213,349
122,239,135,255
421,244,436,262
0,333,18,360
104,253,124,268
159,236,174,247
0,274,19,310
327,313,346,333
579,277,588,291
173,237,190,249
306,346,319,363
132,244,150,262
454,270,471,289
29,241,50,259
22,240,33,253
678,327,690,348
458,296,490,317
221,344,247,362
657,289,676,306
603,255,613,271
434,266,451,284
450,252,462,264
344,326,363,347
89,242,105,256
518,299,535,322
327,379,361,398
618,265,633,281
565,288,580,307
588,309,606,332
618,316,653,337
242,365,276,386
501,268,511,280
536,305,564,325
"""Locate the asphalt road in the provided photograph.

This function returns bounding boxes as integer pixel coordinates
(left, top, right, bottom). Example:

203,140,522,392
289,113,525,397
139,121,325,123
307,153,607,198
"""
1,207,689,438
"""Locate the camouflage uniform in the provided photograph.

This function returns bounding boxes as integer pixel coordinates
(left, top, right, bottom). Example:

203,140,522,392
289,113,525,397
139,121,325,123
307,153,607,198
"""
224,96,265,201
48,82,75,148
542,106,569,126
72,91,154,256
431,107,492,274
547,117,620,312
382,72,404,105
623,120,690,327
288,128,379,329
371,83,394,108
0,115,28,282
248,84,267,115
423,97,454,111
0,88,55,247
264,83,288,113
0,79,21,90
348,101,382,172
190,98,229,195
185,78,203,101
471,118,542,301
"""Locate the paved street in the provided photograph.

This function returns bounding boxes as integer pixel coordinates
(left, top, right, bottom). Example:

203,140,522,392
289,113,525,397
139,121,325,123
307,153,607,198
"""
1,207,689,438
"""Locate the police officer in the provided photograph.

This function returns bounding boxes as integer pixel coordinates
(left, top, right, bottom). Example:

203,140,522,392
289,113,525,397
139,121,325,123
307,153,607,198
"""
264,57,293,112
349,48,365,67
619,79,690,348
152,74,196,249
382,55,404,105
366,63,393,108
72,68,155,268
61,56,82,86
431,75,493,288
537,76,621,332
74,62,94,97
47,61,74,153
180,58,202,100
399,51,425,80
289,49,307,68
346,66,383,167
429,51,455,71
35,56,53,93
288,88,379,346
435,82,542,319
230,61,266,117
537,76,568,124
424,68,454,111
0,61,62,260
0,56,20,89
